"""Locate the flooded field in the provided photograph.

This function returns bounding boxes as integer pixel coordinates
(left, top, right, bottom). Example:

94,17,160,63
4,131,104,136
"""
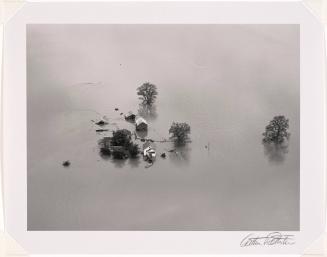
27,25,299,230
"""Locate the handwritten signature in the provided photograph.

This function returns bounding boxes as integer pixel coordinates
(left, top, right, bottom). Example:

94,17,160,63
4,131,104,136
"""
240,232,295,247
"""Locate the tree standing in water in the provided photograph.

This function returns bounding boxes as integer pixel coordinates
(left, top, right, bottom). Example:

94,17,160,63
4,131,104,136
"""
137,82,158,105
262,115,290,144
128,143,140,158
111,129,132,147
169,122,191,145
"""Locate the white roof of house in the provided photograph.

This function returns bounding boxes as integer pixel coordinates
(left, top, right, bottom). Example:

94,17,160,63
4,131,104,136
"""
136,117,148,126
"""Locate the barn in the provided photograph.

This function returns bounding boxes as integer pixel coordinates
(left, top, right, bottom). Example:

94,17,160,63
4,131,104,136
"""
135,117,148,131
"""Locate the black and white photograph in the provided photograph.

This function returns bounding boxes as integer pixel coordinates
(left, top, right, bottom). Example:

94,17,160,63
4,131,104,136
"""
27,24,299,231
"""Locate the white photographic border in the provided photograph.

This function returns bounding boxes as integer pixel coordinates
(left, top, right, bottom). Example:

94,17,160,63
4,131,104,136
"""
3,1,326,254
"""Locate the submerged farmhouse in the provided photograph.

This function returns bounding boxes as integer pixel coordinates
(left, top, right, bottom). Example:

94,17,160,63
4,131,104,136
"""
135,117,148,131
124,111,136,121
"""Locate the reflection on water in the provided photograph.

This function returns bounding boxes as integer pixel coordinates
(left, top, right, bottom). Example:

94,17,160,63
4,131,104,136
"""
99,151,111,161
27,25,300,231
138,103,158,121
168,145,191,166
128,156,142,168
263,141,289,164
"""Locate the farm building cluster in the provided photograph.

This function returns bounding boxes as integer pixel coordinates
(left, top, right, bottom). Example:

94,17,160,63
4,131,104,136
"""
97,111,157,163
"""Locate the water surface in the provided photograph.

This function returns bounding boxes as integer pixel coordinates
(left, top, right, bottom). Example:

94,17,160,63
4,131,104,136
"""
27,25,299,230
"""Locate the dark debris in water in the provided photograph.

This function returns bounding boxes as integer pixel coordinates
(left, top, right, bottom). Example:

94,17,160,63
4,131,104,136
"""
62,160,71,167
95,120,108,126
96,129,109,132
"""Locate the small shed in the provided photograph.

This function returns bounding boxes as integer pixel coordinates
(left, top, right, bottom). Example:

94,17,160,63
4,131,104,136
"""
135,117,148,131
124,111,136,121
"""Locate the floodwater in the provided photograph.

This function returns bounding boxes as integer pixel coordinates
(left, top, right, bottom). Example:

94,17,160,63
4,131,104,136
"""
27,25,299,231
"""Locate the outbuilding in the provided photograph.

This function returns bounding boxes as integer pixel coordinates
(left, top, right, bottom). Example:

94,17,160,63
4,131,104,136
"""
143,142,156,161
124,111,136,121
135,117,148,131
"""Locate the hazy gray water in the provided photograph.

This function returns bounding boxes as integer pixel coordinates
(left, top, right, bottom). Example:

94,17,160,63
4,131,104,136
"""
27,25,299,231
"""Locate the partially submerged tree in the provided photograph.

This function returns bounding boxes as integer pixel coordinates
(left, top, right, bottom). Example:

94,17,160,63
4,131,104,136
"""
112,148,127,159
138,103,157,120
99,129,140,160
169,122,191,145
137,82,158,105
111,129,132,147
262,115,290,144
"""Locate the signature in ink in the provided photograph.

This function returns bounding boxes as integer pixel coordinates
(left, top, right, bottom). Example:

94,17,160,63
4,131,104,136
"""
240,232,295,247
